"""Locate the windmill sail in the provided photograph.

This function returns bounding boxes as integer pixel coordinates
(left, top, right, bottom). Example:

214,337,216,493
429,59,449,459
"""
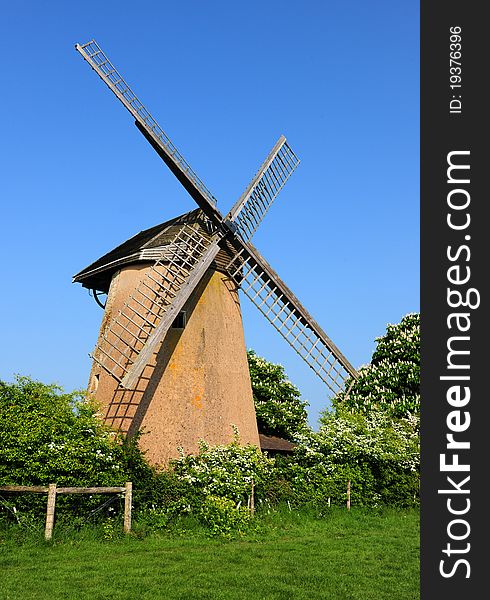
226,136,300,242
116,138,300,388
92,224,219,385
75,40,221,221
76,39,358,397
119,237,221,389
225,241,358,395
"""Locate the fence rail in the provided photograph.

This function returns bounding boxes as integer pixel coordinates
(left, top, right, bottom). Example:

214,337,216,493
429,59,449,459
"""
0,482,132,540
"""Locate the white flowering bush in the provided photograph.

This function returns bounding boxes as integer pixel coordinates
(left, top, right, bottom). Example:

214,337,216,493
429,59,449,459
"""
315,410,419,471
266,314,421,508
334,313,420,419
247,350,309,439
276,408,420,507
170,434,275,504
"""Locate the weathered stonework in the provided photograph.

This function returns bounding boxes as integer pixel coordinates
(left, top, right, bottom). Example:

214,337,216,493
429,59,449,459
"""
88,264,259,467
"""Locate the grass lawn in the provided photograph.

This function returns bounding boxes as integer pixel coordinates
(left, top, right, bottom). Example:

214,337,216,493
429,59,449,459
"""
0,508,419,600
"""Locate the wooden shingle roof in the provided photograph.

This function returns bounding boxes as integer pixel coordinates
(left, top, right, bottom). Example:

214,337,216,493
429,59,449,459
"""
73,209,236,293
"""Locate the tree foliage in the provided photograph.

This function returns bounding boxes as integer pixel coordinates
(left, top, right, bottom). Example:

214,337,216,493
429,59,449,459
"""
0,376,150,487
274,312,421,508
333,313,420,419
247,350,309,439
0,313,421,530
293,407,420,506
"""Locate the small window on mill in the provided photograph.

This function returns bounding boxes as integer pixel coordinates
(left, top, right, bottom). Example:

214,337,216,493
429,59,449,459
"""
172,311,187,329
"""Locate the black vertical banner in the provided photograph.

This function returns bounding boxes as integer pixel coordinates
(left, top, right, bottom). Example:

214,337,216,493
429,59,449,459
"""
421,2,487,597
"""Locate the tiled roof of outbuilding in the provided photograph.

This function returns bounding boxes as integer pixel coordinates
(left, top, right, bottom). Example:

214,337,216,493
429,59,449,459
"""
258,433,296,453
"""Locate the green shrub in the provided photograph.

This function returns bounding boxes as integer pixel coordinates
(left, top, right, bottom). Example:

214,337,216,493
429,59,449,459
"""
0,311,421,533
279,408,419,508
0,376,153,521
170,434,275,505
198,495,251,538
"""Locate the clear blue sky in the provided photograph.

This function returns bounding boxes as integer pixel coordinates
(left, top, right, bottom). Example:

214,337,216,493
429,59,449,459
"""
0,1,419,428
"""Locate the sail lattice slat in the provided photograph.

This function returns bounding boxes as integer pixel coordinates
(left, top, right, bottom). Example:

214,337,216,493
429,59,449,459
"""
225,245,357,396
76,39,359,395
227,137,300,242
91,224,213,385
76,40,217,212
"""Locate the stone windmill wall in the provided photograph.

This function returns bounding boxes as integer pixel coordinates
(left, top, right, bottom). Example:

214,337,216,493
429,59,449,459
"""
76,212,259,467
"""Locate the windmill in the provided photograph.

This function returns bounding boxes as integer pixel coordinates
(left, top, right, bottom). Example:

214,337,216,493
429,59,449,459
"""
73,40,358,466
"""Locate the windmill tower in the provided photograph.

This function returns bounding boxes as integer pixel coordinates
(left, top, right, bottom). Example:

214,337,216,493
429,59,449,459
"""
74,41,358,466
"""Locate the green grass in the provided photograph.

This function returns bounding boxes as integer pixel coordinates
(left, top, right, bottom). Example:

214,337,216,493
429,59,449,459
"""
0,507,419,600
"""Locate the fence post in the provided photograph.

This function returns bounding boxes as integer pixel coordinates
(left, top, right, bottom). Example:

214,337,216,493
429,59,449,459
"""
250,479,255,516
124,481,132,533
347,480,351,511
45,483,57,541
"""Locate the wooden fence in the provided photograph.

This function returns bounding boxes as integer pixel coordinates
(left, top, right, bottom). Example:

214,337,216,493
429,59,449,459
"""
1,479,351,540
0,482,132,540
